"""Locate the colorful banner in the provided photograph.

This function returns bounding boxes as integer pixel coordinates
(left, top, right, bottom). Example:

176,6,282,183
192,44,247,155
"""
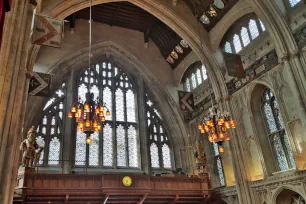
31,14,63,47
223,52,245,78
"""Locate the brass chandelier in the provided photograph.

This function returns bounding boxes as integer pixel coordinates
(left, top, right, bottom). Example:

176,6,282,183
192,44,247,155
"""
68,0,110,144
198,105,235,153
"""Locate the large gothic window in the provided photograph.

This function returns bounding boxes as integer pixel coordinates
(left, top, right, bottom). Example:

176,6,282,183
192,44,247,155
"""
35,83,66,166
213,143,225,186
146,95,173,170
75,61,139,168
261,89,296,171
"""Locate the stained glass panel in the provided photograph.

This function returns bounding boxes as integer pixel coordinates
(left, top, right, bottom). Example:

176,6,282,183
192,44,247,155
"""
272,100,285,129
202,65,208,80
48,137,60,165
150,143,160,168
75,131,86,166
241,27,250,46
89,132,99,166
249,19,259,40
116,89,125,122
117,125,127,167
217,157,225,186
43,98,55,110
263,102,278,133
213,142,219,156
36,136,45,165
282,133,296,169
126,90,136,122
78,84,87,103
272,135,289,171
90,85,99,102
128,126,138,167
259,19,266,31
103,124,113,166
162,144,171,168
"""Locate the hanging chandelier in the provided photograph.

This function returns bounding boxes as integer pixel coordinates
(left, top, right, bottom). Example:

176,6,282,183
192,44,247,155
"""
198,105,236,153
68,0,110,144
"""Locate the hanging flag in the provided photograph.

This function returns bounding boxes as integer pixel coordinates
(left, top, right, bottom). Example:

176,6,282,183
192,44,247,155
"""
223,52,245,78
31,14,63,47
0,0,12,48
28,72,51,97
178,91,194,112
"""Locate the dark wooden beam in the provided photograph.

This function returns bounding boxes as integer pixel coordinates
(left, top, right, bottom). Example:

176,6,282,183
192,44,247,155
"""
138,193,148,204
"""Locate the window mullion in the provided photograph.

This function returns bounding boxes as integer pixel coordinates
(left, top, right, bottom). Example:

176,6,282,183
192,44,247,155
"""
124,86,129,168
112,62,117,169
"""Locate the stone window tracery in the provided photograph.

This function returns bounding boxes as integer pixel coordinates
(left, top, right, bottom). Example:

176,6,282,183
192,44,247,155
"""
146,94,173,170
183,62,208,92
75,61,139,168
261,89,296,171
289,0,301,7
35,83,66,166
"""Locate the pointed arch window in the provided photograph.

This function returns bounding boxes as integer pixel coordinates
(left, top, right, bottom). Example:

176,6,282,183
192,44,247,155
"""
240,27,250,46
261,89,296,171
233,34,242,53
146,95,173,170
224,41,232,53
35,83,66,166
259,20,266,32
75,61,139,168
289,0,301,7
182,62,208,91
249,19,259,40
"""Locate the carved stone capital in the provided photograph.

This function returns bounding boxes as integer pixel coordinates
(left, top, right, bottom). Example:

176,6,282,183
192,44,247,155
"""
280,55,290,62
291,50,301,59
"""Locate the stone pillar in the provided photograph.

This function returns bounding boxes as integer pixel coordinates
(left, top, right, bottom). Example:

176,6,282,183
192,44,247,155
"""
62,70,77,174
136,74,150,174
223,98,255,204
0,1,35,203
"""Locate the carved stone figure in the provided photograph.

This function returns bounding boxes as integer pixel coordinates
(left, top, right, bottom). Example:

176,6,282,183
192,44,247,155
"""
194,140,208,175
20,126,44,167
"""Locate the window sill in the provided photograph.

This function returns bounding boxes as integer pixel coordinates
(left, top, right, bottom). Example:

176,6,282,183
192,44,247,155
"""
272,168,296,176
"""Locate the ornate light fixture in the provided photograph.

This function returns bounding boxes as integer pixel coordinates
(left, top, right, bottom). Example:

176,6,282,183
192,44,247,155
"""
198,105,235,153
68,0,110,143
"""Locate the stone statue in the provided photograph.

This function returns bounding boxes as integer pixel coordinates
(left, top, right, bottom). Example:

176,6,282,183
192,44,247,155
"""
194,140,207,175
20,126,44,167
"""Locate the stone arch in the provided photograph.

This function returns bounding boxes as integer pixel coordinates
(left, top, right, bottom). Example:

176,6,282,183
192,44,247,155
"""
29,0,227,101
210,2,255,51
25,41,191,172
272,186,306,204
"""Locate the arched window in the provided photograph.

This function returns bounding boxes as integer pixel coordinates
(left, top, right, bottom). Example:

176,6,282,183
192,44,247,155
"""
75,61,138,168
240,27,250,47
249,19,259,40
222,14,265,54
224,41,232,53
146,95,173,170
233,34,242,53
35,83,66,166
261,89,296,171
289,0,301,7
182,62,208,91
213,143,225,186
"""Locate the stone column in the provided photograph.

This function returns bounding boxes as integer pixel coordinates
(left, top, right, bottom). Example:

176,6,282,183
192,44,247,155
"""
223,98,255,204
0,1,35,203
136,74,150,174
62,70,77,174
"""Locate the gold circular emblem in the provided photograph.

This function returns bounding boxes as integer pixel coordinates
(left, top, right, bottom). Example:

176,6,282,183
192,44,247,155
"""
122,176,132,187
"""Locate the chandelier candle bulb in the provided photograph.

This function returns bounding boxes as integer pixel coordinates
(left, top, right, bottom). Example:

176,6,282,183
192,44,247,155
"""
101,116,105,122
219,146,225,153
200,129,205,133
86,137,92,145
72,106,77,112
198,124,203,130
95,108,99,114
106,110,110,116
100,106,104,111
68,112,73,118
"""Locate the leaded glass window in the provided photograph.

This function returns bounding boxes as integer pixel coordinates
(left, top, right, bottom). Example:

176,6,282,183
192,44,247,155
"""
289,0,301,7
75,61,139,168
261,89,296,171
233,34,242,53
183,62,208,91
185,78,191,92
146,94,173,170
241,27,250,46
213,142,225,186
224,41,232,53
36,83,66,166
259,20,266,32
249,19,259,40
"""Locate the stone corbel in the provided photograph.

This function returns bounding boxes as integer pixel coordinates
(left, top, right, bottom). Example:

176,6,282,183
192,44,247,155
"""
29,0,37,6
25,70,34,79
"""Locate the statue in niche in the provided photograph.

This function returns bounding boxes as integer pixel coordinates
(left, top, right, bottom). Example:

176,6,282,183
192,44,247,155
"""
20,126,44,167
194,140,207,175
